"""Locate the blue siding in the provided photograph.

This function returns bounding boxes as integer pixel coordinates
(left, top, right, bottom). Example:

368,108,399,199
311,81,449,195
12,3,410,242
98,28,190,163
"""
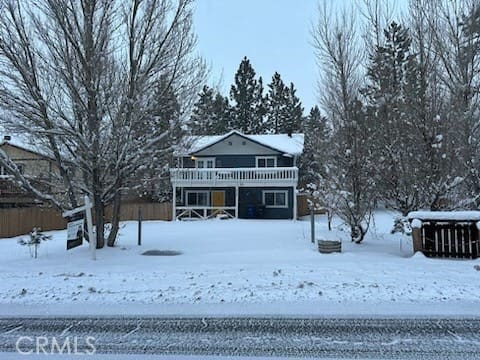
239,187,294,219
181,155,294,168
177,186,294,219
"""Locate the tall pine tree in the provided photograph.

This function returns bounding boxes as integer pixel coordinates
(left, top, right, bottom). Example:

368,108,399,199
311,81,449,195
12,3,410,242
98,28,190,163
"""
230,57,266,134
190,85,231,135
265,72,288,133
284,82,304,133
266,72,304,134
364,22,422,215
299,106,329,187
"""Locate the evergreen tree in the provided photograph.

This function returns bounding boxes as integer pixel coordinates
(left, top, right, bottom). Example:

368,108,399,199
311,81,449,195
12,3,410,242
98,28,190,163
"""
134,77,182,202
211,92,232,134
265,72,288,133
364,22,423,215
298,106,329,187
190,85,216,135
189,85,231,135
230,57,266,134
266,73,304,134
283,82,304,133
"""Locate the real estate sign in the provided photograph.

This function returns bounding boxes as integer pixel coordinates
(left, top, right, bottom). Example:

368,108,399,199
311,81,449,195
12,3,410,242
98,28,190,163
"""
66,217,84,250
62,196,96,260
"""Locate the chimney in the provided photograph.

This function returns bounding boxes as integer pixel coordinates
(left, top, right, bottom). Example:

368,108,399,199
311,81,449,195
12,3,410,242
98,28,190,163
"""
3,135,11,142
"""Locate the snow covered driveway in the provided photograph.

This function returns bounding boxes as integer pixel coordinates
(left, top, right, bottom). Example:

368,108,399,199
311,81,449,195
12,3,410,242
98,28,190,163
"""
0,212,479,316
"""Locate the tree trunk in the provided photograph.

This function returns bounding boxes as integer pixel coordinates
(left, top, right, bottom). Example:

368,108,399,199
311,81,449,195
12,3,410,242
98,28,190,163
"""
107,191,122,247
93,168,105,248
94,202,104,249
351,224,366,244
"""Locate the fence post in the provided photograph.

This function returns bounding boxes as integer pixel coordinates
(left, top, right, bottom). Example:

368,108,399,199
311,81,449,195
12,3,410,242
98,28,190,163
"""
310,208,315,243
477,222,480,258
138,207,142,246
411,219,422,253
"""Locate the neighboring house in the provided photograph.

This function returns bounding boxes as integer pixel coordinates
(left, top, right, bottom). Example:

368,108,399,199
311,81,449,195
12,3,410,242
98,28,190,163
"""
170,130,304,220
0,135,57,208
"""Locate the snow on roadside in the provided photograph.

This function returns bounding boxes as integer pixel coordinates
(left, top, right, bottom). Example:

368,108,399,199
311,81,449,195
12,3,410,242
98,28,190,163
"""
0,211,479,316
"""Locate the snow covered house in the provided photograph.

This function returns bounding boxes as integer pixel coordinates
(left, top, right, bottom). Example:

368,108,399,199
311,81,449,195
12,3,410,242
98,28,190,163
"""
0,135,58,208
170,130,304,220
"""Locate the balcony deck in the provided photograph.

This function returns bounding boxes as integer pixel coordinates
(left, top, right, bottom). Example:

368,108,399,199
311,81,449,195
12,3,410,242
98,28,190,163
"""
170,167,298,187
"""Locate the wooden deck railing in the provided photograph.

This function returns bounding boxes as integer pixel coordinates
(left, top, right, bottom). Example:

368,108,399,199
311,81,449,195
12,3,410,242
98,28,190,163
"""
170,167,298,186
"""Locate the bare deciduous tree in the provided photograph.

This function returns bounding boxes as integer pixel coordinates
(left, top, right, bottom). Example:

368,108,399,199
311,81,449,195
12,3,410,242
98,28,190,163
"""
312,2,375,243
0,0,206,247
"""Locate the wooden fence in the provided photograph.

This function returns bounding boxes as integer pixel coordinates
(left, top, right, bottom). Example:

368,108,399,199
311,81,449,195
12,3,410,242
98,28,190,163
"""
296,194,309,217
412,221,479,259
105,202,172,222
0,207,67,238
0,202,172,239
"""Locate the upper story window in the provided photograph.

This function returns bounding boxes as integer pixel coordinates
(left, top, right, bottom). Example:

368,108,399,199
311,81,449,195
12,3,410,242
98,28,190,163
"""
195,157,215,168
256,156,277,168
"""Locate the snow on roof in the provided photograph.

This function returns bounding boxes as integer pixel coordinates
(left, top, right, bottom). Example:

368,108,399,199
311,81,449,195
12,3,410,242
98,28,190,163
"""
177,130,305,156
407,211,480,221
0,134,53,159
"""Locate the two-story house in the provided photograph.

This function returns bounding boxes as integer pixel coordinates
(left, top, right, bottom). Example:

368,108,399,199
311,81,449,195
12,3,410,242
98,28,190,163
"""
170,130,304,220
0,135,58,208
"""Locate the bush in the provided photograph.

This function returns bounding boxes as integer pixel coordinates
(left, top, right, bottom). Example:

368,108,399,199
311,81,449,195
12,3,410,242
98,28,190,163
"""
18,227,52,258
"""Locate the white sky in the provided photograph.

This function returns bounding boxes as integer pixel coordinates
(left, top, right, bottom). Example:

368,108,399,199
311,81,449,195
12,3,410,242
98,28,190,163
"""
193,0,319,112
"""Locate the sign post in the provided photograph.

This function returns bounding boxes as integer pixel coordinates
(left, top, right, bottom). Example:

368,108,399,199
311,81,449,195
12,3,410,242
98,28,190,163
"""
63,195,96,260
84,195,96,260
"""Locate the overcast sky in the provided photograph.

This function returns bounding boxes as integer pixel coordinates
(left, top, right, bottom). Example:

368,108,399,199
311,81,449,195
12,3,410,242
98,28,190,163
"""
193,0,319,112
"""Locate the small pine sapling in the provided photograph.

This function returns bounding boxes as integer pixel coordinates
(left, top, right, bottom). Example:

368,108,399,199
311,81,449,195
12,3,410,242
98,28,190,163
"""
18,227,52,258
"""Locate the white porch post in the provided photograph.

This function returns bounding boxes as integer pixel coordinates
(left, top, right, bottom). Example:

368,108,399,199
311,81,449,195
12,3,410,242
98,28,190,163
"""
172,185,177,221
235,186,239,219
293,186,297,221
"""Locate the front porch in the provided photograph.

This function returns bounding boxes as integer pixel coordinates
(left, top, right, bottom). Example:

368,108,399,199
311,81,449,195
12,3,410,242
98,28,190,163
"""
172,186,297,221
175,206,237,220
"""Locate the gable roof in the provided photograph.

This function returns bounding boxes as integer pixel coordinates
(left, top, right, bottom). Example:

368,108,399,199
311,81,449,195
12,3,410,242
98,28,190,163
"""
177,130,304,156
0,136,54,160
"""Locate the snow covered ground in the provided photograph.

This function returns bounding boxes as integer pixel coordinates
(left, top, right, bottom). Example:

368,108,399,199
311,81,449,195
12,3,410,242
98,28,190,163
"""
0,211,479,316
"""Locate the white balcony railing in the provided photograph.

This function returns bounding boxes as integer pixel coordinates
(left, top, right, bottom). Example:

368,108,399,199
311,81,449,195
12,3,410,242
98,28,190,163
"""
170,167,298,187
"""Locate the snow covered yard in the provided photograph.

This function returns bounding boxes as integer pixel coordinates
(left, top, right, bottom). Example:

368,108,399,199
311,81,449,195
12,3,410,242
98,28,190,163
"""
0,211,479,315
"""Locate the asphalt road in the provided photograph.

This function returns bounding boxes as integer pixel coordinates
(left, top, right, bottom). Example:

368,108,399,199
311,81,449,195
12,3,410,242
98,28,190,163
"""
0,317,479,359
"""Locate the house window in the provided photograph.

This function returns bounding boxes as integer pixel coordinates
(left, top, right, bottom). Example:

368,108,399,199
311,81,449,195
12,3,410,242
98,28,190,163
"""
262,190,288,208
195,157,215,168
0,164,24,176
186,191,210,207
16,164,24,174
256,156,276,168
